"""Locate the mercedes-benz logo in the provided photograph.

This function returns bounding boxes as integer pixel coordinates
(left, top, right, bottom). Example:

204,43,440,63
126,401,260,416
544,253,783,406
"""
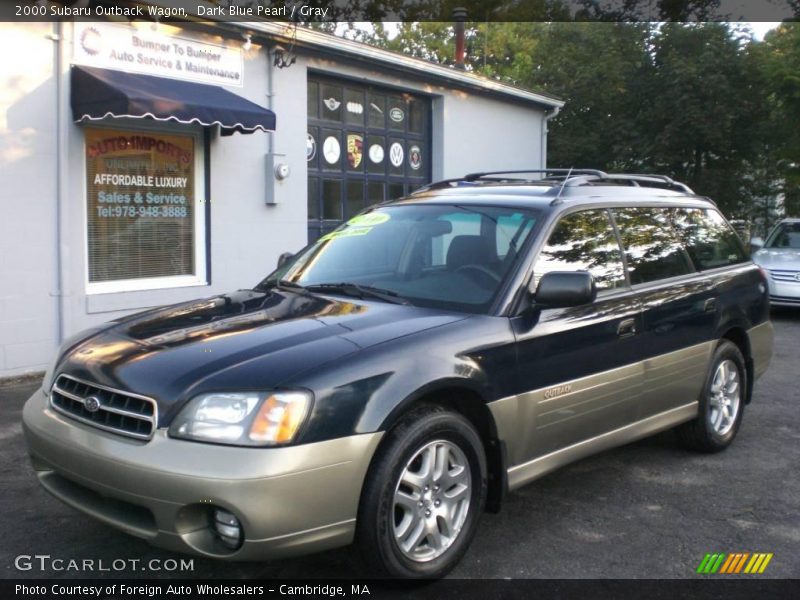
84,396,102,413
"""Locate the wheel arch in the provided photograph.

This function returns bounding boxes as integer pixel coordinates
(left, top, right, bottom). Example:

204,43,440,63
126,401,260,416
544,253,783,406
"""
718,325,753,404
376,382,507,513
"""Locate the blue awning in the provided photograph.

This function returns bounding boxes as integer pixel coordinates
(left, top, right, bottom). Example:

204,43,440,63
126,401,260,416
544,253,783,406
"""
70,66,275,134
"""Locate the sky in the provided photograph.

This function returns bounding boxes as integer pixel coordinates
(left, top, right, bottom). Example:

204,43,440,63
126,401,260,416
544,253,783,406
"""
749,22,780,40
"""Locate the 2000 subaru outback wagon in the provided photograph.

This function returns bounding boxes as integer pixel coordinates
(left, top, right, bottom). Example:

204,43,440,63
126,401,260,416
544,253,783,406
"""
23,169,773,578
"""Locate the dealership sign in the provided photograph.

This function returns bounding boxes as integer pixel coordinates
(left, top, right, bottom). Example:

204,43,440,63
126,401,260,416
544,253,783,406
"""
73,22,244,87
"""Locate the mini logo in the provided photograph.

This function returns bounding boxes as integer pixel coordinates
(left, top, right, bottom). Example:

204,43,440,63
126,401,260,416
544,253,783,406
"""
80,27,103,56
323,97,341,111
389,107,405,122
389,142,404,167
84,396,102,413
696,552,773,574
306,133,316,161
543,384,572,400
409,145,422,170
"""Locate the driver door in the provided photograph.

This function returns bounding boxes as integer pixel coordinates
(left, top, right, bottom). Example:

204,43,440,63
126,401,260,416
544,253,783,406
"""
508,208,644,466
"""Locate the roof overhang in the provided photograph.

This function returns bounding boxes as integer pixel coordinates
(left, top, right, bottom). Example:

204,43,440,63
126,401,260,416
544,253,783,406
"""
138,0,565,112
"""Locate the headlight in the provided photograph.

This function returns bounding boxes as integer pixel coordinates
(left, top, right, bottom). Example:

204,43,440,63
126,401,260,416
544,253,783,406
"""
169,390,312,446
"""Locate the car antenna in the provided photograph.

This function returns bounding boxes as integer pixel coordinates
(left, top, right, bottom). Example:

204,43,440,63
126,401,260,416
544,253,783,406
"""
552,167,573,205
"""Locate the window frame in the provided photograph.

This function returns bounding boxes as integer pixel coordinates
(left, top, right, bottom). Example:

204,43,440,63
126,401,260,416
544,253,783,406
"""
532,207,631,296
82,121,208,295
609,206,696,286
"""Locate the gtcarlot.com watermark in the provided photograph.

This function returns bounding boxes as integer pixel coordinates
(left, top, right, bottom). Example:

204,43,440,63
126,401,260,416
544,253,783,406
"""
14,554,194,573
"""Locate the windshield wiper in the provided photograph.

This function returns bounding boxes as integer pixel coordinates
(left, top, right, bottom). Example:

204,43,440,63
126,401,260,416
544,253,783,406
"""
256,279,310,295
304,283,411,305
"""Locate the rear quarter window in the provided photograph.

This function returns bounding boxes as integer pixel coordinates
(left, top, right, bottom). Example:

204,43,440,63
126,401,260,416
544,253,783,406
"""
671,208,747,270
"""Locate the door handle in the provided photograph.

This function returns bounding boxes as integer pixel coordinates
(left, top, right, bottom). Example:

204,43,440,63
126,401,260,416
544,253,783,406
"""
617,318,637,338
703,298,718,313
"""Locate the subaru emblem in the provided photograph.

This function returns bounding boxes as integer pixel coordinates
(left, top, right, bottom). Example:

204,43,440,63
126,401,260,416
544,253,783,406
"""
84,396,102,413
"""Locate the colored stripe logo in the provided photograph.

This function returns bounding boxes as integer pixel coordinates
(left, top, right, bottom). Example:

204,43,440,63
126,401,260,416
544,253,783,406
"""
696,552,773,574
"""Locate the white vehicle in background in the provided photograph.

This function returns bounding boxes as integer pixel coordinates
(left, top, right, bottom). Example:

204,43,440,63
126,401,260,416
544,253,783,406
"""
751,218,800,307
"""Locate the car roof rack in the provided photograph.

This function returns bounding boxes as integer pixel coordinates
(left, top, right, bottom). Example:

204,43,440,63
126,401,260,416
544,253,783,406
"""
578,173,695,194
412,169,695,197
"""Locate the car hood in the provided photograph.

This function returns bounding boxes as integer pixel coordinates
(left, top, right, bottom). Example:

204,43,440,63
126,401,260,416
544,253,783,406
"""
753,248,800,269
55,289,468,425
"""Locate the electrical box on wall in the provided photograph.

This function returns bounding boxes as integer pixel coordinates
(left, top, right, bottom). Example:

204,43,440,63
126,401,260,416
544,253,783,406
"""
265,152,289,204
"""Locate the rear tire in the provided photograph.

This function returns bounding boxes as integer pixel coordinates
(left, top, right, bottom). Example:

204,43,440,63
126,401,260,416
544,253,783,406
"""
675,340,746,452
356,405,487,578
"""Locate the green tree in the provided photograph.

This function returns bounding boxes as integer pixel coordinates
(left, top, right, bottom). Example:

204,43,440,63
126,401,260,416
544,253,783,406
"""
756,23,800,217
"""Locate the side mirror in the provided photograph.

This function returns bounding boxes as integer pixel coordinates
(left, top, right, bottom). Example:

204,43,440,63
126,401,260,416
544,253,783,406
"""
277,251,294,269
533,271,596,308
749,237,764,251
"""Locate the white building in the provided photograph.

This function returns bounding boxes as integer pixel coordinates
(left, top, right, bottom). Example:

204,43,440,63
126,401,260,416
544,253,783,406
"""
0,15,563,379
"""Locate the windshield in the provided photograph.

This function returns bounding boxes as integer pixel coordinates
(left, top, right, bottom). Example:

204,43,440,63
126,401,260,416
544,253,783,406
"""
259,204,539,313
764,222,800,249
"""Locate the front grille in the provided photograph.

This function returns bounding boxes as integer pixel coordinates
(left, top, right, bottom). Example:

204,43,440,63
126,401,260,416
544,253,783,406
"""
768,269,800,283
770,294,800,305
50,374,157,441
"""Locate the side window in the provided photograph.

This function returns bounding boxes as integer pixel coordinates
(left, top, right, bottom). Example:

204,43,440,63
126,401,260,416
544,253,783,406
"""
671,208,747,269
534,209,627,292
612,207,693,285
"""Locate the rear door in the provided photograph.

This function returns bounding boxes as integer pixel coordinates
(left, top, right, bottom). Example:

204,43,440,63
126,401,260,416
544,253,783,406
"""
509,208,643,463
611,207,715,419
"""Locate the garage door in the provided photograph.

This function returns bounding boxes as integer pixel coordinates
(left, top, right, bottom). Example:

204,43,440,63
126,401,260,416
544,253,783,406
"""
307,74,431,243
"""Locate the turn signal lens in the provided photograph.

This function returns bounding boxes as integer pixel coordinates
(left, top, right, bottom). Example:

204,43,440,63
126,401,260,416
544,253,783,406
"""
248,392,310,444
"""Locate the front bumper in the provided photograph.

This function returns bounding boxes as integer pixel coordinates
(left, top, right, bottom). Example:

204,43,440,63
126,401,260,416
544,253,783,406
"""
22,388,382,560
766,277,800,307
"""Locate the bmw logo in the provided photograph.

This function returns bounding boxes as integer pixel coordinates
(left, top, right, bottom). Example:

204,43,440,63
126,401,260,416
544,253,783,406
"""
84,396,102,413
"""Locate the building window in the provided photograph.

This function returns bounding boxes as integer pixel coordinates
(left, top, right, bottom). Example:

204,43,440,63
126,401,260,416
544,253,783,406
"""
84,126,206,294
307,75,431,243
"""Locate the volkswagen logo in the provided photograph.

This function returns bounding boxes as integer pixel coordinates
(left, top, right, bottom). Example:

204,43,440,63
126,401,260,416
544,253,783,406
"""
794,272,800,282
84,396,102,413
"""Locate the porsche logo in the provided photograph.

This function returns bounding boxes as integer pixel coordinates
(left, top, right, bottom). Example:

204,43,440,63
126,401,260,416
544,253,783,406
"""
347,134,363,169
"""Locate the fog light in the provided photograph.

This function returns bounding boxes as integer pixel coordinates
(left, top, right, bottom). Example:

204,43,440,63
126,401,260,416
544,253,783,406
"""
213,508,243,549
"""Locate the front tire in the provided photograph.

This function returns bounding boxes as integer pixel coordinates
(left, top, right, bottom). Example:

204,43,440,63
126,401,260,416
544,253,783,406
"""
356,405,487,578
676,340,746,452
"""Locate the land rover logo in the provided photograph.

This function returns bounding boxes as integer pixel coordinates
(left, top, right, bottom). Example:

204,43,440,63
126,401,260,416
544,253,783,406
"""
84,396,102,413
389,107,405,122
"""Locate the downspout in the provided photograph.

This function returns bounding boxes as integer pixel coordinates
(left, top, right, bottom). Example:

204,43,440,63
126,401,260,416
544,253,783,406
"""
266,38,275,159
52,21,66,345
541,106,560,169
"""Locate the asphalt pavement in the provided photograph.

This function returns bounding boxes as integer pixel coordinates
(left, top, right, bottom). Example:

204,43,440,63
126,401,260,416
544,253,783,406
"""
1,311,798,580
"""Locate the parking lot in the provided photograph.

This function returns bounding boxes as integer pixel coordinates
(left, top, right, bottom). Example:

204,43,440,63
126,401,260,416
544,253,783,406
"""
1,311,798,580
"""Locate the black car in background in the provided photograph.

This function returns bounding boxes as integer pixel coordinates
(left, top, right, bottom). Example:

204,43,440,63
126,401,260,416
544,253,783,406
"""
23,169,773,578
